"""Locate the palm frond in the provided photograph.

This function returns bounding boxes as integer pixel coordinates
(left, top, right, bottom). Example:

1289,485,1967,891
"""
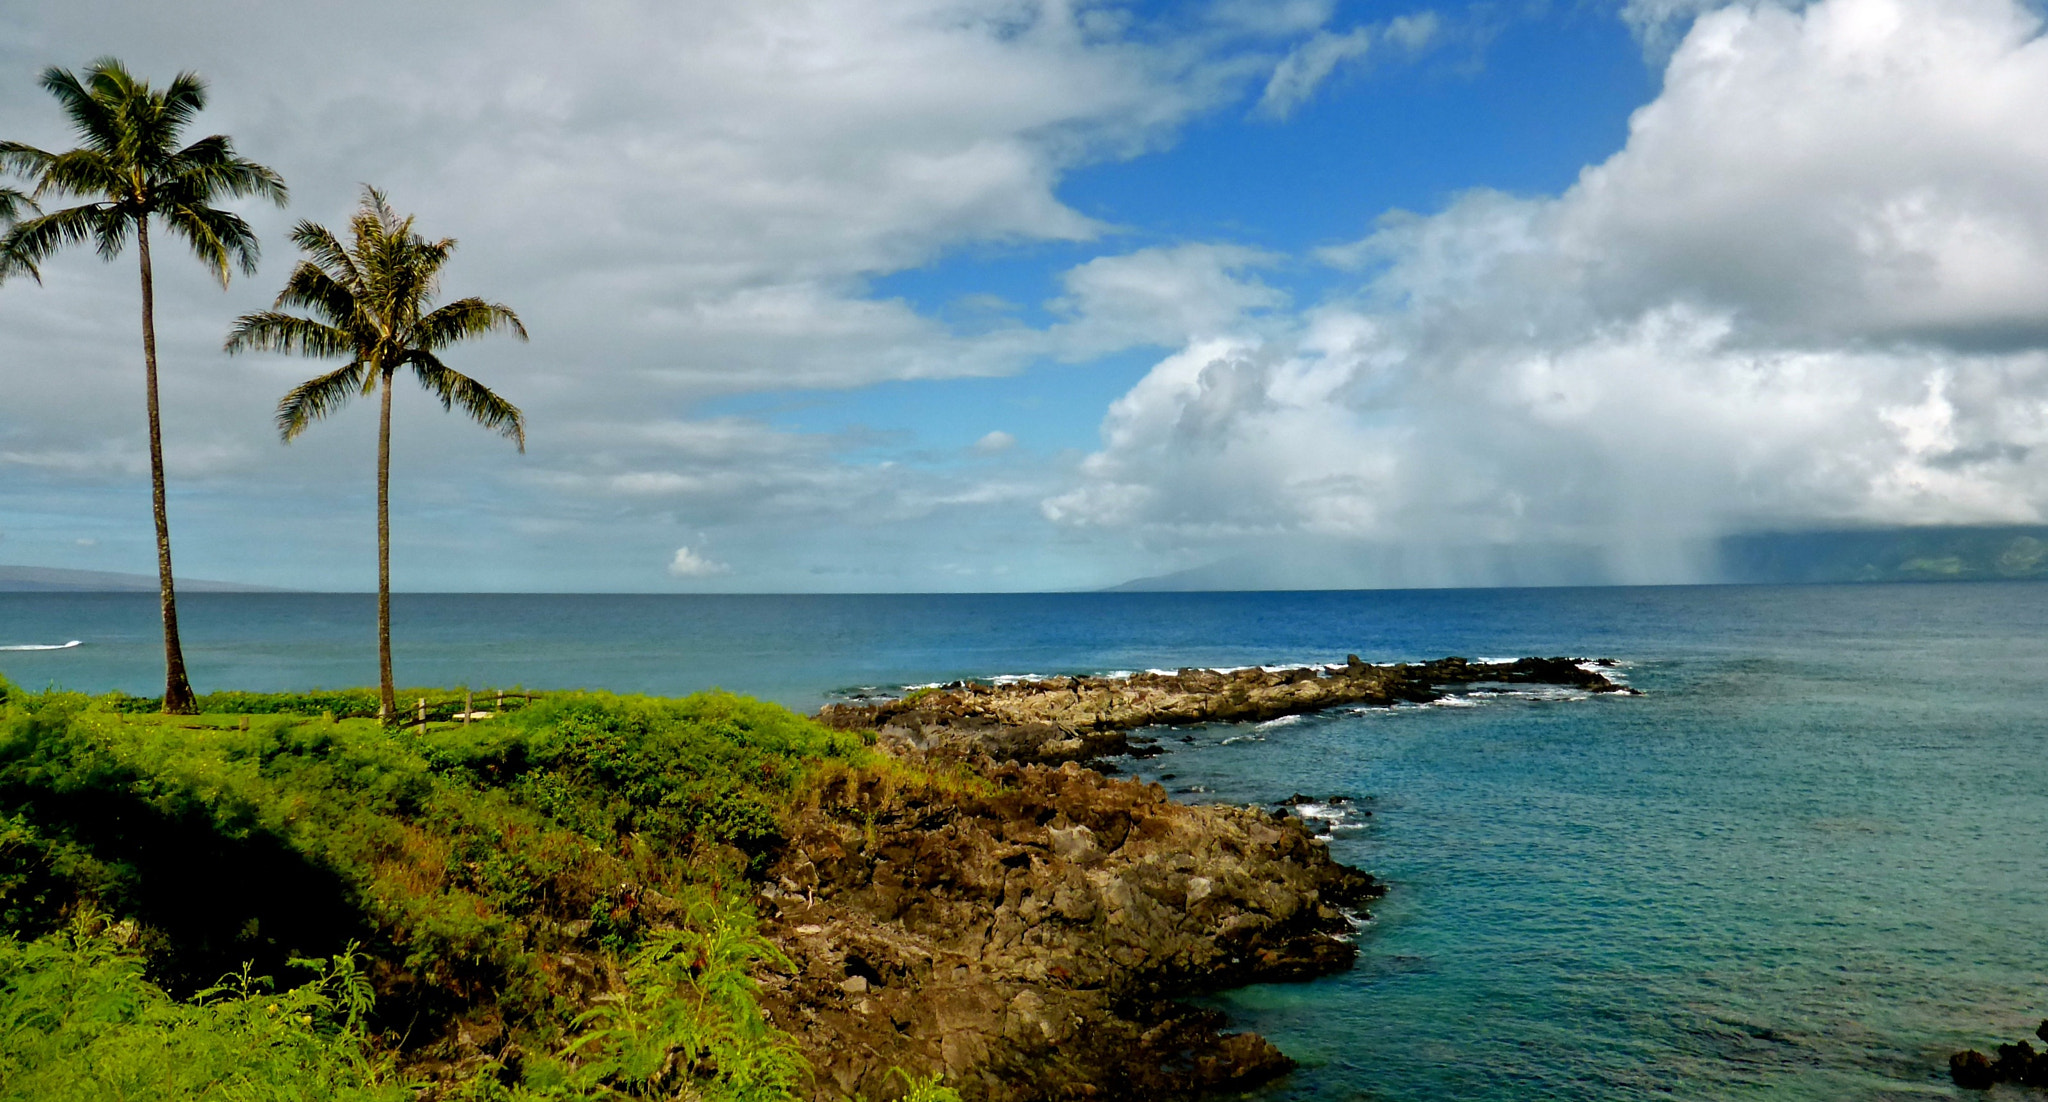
224,311,352,359
37,66,115,153
0,187,32,223
408,354,526,451
38,148,125,204
0,188,40,284
166,135,287,206
160,202,260,283
418,297,527,350
275,361,371,442
156,69,209,139
287,220,363,294
0,204,121,268
0,141,55,181
358,186,401,234
273,260,363,329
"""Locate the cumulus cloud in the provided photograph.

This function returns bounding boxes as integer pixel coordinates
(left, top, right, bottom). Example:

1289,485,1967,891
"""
1053,0,2048,584
974,430,1017,453
668,546,731,578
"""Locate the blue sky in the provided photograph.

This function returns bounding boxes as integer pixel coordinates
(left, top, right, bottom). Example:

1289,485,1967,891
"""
3,0,2048,591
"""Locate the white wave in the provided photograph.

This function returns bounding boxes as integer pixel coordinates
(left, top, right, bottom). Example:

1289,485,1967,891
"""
1219,733,1266,745
1281,798,1369,838
1255,714,1305,729
1578,659,1633,686
1467,685,1592,702
0,640,82,651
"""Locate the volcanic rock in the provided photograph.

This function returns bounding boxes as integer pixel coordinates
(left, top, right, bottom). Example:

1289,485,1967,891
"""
816,655,1636,766
756,761,1381,1101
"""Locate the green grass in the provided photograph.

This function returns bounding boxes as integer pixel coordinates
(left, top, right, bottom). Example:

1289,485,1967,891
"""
0,674,958,1101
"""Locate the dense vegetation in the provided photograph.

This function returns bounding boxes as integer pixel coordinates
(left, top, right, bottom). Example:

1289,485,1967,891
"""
0,676,956,1101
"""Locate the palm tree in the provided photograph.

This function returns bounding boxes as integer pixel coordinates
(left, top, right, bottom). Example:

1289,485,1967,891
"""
0,59,287,714
225,187,526,722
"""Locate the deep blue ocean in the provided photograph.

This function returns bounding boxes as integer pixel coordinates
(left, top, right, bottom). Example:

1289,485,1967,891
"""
2,584,2043,1100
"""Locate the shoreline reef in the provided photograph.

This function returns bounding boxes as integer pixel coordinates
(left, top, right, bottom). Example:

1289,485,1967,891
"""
818,654,1636,765
0,655,1628,1101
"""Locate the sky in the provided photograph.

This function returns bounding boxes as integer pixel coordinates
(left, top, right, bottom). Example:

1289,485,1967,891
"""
3,0,2047,592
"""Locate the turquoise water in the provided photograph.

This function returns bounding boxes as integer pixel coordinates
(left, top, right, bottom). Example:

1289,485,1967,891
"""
2,583,2044,1098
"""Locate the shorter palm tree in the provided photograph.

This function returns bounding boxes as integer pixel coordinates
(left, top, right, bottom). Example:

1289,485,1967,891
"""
226,186,526,721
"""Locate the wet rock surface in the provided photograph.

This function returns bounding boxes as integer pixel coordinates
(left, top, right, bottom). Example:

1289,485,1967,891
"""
1951,1021,2048,1089
816,655,1635,766
758,761,1382,1101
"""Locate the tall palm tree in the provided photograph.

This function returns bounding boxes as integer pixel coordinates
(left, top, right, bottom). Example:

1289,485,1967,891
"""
0,59,287,714
226,187,526,721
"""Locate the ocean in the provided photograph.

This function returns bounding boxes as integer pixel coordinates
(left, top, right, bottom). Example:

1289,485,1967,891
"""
2,583,2043,1099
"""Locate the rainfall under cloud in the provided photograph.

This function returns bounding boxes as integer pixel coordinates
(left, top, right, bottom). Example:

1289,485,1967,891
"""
2,0,2044,590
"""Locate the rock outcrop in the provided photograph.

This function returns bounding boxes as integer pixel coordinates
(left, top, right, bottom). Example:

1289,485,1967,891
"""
756,761,1381,1101
1952,1021,2048,1089
817,655,1635,765
771,653,1631,1099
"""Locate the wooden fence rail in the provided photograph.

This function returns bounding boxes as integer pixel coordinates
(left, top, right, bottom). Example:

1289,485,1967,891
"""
398,689,545,728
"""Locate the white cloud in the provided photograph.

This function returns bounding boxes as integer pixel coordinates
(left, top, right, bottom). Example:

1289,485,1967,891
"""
1621,0,1743,53
1047,243,1286,351
1054,0,2048,584
974,430,1017,453
668,546,731,578
1205,0,1338,37
1257,27,1373,118
1383,11,1440,51
1254,11,1436,120
0,0,1338,588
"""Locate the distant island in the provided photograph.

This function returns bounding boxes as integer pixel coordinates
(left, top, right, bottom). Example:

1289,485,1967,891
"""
1109,525,2048,591
0,565,285,593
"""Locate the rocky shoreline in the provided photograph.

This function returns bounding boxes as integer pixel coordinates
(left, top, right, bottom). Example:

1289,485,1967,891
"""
772,655,1632,1099
817,654,1635,766
758,762,1378,1100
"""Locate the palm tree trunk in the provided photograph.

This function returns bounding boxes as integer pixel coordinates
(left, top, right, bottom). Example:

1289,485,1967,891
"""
377,367,395,722
138,217,197,715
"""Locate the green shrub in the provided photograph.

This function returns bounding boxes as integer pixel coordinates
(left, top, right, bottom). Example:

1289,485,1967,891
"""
0,686,874,1099
545,892,806,1101
0,918,401,1101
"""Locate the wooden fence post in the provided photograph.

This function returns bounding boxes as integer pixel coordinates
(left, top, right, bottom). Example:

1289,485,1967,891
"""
417,698,426,728
464,690,473,725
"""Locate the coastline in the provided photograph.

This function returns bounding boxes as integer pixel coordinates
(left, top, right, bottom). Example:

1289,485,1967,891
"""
0,652,1626,1099
772,655,1631,1098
